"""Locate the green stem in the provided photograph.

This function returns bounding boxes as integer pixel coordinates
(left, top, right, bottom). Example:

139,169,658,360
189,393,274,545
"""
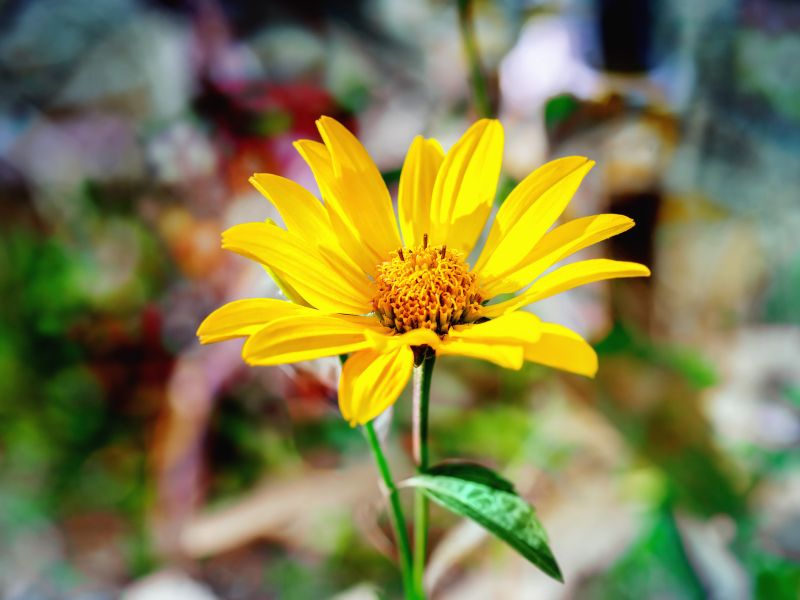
363,421,416,599
457,0,492,118
412,353,436,599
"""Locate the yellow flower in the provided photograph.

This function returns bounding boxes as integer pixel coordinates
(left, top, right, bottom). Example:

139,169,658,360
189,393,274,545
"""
197,117,650,426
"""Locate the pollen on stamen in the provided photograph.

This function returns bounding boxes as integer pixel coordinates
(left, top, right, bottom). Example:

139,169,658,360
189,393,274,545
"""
372,242,483,335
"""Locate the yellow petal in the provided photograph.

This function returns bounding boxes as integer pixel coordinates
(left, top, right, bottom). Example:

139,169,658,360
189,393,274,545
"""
482,259,651,317
259,216,313,307
339,346,413,426
364,327,442,351
522,322,598,377
263,264,312,307
398,136,445,247
315,116,402,261
294,139,380,275
474,157,594,282
249,173,332,246
437,339,524,370
222,221,372,314
449,311,542,343
242,314,381,366
251,178,368,287
437,311,542,370
429,120,504,254
197,298,315,344
482,213,635,297
255,215,367,299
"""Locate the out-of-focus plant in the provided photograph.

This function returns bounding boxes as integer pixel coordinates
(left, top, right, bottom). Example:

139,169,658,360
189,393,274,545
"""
0,227,164,577
195,114,649,597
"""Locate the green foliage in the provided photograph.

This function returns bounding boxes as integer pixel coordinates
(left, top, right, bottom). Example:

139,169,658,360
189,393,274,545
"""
783,385,800,410
292,416,366,458
763,252,800,324
425,461,515,493
0,229,158,574
327,525,402,598
545,94,580,131
596,322,717,389
594,322,746,518
495,174,519,206
434,403,534,464
577,506,706,600
208,392,297,501
750,553,800,600
253,110,293,137
0,233,84,341
405,468,562,582
263,555,335,599
260,526,399,599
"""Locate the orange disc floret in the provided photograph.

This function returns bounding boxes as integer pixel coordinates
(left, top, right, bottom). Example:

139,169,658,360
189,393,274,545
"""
373,239,483,335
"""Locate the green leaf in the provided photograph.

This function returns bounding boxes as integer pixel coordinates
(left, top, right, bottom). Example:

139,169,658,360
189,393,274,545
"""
425,461,516,494
404,473,563,582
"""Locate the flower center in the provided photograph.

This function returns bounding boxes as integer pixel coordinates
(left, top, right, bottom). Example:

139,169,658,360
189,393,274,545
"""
373,237,483,335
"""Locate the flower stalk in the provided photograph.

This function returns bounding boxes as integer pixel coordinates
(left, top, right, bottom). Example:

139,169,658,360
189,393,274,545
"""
363,421,416,599
412,351,436,598
457,0,492,118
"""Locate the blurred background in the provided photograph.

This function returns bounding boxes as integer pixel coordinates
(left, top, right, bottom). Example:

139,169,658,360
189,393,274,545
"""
2,0,800,598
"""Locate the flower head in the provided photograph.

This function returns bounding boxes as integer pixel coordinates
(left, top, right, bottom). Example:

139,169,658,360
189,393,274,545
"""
197,117,650,426
373,239,482,334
